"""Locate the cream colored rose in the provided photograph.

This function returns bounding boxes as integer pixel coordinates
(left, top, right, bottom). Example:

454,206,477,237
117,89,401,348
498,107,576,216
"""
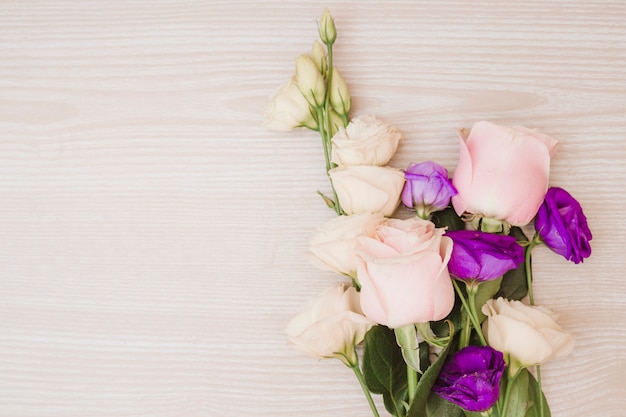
331,115,403,167
263,76,317,131
308,213,385,276
286,284,374,366
482,297,574,373
330,165,405,216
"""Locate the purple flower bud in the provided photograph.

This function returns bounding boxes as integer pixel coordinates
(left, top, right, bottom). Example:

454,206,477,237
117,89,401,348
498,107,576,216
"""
432,345,505,412
535,187,592,264
401,162,457,216
445,230,524,281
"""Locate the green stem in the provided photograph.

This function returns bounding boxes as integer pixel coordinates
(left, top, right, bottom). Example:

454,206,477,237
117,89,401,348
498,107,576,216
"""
525,239,537,305
452,280,487,346
536,365,545,417
525,236,546,417
499,370,518,417
316,106,343,216
459,309,471,349
351,362,381,417
407,364,418,403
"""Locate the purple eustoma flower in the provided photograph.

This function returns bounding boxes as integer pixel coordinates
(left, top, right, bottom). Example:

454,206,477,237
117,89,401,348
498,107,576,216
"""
401,161,457,217
445,230,524,281
432,345,505,412
535,187,592,264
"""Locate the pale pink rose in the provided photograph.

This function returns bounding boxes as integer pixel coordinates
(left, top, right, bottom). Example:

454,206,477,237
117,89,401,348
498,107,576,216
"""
308,213,385,276
330,165,405,216
355,217,455,328
482,297,575,373
331,115,403,167
451,121,558,226
286,284,374,366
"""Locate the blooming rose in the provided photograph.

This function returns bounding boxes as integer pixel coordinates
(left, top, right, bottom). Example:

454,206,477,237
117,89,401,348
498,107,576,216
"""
401,161,457,217
355,217,455,328
330,165,405,216
432,346,505,412
535,187,592,264
482,297,575,373
263,76,317,131
445,230,524,281
308,213,385,276
331,115,403,167
451,121,559,226
286,284,374,366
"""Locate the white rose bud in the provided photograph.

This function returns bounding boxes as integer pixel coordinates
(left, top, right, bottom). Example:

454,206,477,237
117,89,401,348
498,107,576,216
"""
296,54,326,108
285,284,374,366
318,8,337,45
330,165,405,216
329,67,351,117
331,115,403,167
482,297,575,375
310,40,328,77
263,76,317,131
308,212,385,276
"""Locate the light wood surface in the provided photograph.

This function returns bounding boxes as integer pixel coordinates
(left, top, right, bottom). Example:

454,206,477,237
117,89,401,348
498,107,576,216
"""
1,1,625,416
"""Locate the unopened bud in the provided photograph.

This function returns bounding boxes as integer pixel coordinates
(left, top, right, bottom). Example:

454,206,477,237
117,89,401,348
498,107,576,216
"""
329,67,351,117
319,8,337,45
310,41,328,76
295,54,326,108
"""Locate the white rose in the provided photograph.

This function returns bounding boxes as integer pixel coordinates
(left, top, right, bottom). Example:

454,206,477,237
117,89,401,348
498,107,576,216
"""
263,76,317,131
285,284,374,366
331,114,403,167
482,297,575,374
308,212,385,276
330,165,405,216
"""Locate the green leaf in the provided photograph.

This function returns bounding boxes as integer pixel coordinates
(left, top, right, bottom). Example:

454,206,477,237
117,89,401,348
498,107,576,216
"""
395,325,421,372
363,325,408,416
425,393,464,417
496,227,529,301
501,369,530,417
431,206,465,231
407,336,454,417
473,278,502,322
526,370,552,417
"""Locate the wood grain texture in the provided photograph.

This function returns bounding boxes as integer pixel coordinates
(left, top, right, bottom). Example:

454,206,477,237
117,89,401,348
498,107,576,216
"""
0,1,625,416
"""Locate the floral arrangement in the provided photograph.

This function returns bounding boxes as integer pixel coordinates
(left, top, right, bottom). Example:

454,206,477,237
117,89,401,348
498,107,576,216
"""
264,9,592,417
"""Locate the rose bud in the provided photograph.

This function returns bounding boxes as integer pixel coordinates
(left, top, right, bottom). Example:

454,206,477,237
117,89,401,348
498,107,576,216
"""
535,187,592,264
445,230,524,281
432,345,505,412
295,54,326,108
401,161,457,219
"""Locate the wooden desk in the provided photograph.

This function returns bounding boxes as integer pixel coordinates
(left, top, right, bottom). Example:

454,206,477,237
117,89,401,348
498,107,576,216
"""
1,1,624,416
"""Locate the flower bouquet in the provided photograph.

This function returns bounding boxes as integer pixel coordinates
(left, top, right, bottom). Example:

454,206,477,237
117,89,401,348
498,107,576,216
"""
265,9,592,417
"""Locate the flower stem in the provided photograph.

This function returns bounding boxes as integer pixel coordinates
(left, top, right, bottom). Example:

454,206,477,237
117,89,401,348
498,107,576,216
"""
452,280,487,346
407,364,418,403
351,362,381,417
525,238,537,305
499,370,518,417
536,365,545,417
524,235,546,417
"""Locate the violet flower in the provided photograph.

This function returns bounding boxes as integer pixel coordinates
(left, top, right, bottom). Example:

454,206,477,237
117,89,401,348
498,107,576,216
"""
535,187,592,264
401,161,457,218
432,345,505,412
445,230,524,281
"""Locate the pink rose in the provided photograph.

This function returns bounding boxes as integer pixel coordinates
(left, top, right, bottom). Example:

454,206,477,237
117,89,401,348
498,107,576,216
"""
355,217,454,328
451,121,558,226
